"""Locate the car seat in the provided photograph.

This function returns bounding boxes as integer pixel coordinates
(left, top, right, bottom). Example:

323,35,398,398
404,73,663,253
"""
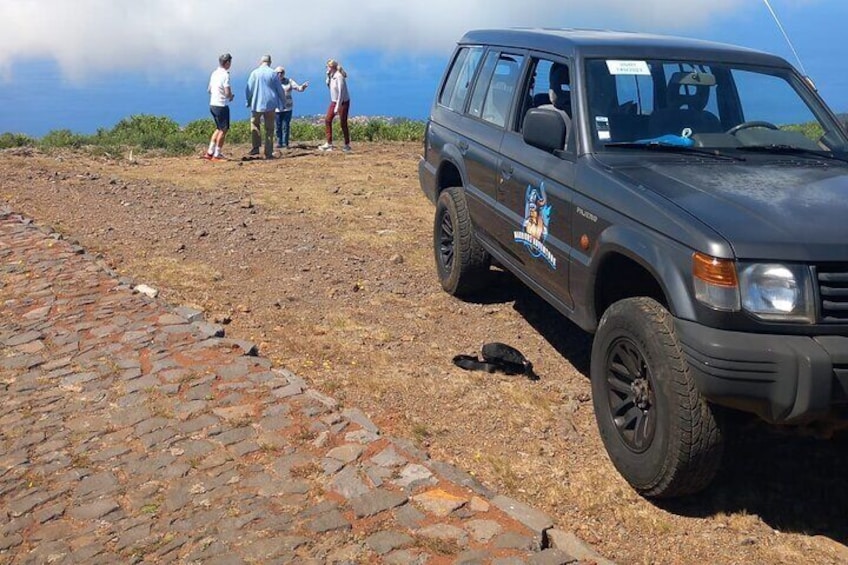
534,63,571,147
648,71,722,137
546,63,571,117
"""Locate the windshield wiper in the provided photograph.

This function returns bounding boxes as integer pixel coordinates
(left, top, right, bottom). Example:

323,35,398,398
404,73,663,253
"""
737,144,848,164
605,141,746,162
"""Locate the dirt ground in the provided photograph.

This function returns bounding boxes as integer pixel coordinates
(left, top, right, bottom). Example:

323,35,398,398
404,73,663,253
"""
3,141,848,564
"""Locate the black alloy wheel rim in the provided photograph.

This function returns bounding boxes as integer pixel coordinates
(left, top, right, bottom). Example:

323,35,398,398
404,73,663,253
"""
605,337,657,453
438,208,455,272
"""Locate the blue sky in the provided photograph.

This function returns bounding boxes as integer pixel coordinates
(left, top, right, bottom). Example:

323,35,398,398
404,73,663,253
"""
0,0,845,137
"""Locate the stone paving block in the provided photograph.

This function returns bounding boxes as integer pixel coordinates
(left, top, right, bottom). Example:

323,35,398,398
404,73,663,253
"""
492,558,527,565
7,490,63,518
114,522,153,553
178,414,220,434
139,427,180,450
326,443,365,464
394,503,426,530
364,530,415,555
528,548,579,565
394,463,437,491
454,549,492,564
546,529,616,565
371,445,407,467
69,497,121,520
364,463,392,487
306,388,339,409
412,488,467,517
272,382,303,399
0,533,23,551
345,429,380,444
329,465,371,500
32,502,66,525
212,426,256,446
134,416,172,436
417,523,469,547
493,494,554,539
184,381,214,401
350,488,409,518
341,407,379,433
23,540,72,564
174,399,209,420
228,439,261,458
384,549,430,565
465,518,505,545
307,509,352,533
430,460,495,499
494,531,537,551
75,471,120,499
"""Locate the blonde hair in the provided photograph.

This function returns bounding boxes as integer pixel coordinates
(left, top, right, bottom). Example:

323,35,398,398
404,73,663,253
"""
327,59,347,78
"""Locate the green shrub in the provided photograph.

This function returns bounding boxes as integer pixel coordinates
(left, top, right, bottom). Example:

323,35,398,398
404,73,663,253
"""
782,122,825,141
227,120,251,144
94,114,185,152
0,132,35,149
0,114,427,156
182,119,215,144
39,129,89,149
290,120,325,142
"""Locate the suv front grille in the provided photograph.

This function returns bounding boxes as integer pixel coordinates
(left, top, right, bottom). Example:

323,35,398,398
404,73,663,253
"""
816,264,848,322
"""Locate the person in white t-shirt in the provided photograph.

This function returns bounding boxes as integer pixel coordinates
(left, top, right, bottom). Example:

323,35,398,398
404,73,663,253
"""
204,53,235,161
274,66,308,149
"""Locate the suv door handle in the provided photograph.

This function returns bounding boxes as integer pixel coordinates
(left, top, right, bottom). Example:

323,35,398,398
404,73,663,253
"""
458,140,469,154
500,164,514,181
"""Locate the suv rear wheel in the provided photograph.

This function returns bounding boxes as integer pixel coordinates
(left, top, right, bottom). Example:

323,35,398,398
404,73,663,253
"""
590,297,724,498
434,187,490,296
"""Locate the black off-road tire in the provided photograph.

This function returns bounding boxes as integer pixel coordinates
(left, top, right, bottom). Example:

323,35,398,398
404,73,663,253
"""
590,297,724,498
433,187,490,297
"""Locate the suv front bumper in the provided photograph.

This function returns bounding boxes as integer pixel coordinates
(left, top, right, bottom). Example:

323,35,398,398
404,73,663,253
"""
675,319,848,424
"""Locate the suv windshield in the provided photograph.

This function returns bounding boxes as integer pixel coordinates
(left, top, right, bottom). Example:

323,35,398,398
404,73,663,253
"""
585,58,848,154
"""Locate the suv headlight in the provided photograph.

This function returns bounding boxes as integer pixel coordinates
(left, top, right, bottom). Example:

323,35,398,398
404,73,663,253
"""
738,263,815,323
693,254,815,323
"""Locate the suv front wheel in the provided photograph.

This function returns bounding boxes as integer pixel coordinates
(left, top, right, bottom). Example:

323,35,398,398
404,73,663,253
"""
590,297,724,498
433,187,490,296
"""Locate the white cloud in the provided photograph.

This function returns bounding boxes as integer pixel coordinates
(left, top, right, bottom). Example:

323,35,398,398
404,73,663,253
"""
0,0,752,82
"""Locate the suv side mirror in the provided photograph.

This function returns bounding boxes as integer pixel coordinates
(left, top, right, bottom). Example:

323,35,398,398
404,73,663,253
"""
523,108,567,153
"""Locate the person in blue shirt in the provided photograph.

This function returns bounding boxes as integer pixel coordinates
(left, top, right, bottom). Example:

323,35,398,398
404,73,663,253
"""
245,55,286,159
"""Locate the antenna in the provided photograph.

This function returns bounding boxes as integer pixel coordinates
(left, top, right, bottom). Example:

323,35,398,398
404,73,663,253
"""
762,0,808,76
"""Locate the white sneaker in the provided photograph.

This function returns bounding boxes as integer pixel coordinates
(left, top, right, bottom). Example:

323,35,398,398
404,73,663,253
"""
318,142,334,151
342,144,352,153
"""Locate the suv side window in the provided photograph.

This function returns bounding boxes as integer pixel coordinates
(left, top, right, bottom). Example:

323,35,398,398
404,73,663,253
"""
483,53,524,127
518,57,573,150
466,51,524,128
439,46,484,112
468,51,500,119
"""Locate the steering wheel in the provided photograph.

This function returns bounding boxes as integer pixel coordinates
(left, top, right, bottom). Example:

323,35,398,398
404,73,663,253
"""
726,121,779,135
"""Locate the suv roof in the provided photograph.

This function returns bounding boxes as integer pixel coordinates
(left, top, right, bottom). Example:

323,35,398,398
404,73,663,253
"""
459,28,788,68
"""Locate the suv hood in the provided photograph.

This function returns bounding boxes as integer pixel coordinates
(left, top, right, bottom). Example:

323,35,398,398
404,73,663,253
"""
614,161,848,262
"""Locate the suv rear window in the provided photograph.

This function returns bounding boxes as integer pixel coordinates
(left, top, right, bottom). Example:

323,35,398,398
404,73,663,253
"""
439,46,483,112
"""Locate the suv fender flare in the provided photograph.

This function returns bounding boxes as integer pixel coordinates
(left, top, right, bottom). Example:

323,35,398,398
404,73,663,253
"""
435,144,469,195
589,224,697,323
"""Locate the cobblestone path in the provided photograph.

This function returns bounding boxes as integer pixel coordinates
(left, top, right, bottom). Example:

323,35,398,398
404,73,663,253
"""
0,207,611,564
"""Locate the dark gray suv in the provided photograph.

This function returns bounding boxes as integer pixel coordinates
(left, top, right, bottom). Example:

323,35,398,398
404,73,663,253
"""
418,28,848,498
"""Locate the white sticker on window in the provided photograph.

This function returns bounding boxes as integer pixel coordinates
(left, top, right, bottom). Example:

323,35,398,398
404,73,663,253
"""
606,60,650,76
596,116,611,140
